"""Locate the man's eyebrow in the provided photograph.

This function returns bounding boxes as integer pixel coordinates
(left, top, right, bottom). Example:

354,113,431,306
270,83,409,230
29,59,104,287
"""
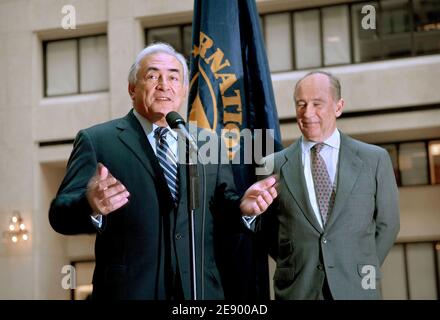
146,67,180,73
295,98,325,104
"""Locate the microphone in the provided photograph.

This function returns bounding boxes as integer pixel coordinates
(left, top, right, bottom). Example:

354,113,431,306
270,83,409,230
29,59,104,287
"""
166,111,198,153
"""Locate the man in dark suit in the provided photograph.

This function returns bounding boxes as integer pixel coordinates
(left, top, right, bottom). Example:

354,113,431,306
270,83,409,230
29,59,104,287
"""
240,71,400,299
49,42,252,300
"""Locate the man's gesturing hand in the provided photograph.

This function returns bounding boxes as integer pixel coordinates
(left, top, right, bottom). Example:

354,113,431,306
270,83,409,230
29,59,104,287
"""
240,175,278,216
86,163,130,216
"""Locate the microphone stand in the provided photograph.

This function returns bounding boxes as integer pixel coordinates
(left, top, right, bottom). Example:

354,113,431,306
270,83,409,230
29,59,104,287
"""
186,137,199,300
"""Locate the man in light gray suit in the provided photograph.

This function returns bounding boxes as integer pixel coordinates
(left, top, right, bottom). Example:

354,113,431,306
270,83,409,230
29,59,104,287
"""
240,71,400,299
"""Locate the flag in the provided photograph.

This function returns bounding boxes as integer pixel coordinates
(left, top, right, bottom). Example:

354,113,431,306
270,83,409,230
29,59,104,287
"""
188,0,282,300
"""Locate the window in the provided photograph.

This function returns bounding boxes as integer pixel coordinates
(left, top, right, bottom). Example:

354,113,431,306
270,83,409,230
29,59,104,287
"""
381,241,440,300
380,0,412,59
146,25,192,60
406,242,438,299
261,0,440,71
413,0,440,55
381,143,401,185
399,142,429,186
45,39,78,96
380,139,440,187
428,140,440,184
351,2,381,62
79,36,109,93
147,26,182,53
262,4,363,70
294,10,321,69
381,244,408,299
44,35,108,97
265,13,292,72
322,6,350,65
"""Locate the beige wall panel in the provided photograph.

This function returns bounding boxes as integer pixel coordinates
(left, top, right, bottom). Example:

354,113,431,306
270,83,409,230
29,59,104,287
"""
35,94,110,142
30,0,108,32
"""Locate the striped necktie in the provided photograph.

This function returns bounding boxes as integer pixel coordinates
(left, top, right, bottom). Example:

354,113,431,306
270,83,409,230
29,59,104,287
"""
154,127,179,205
311,143,335,225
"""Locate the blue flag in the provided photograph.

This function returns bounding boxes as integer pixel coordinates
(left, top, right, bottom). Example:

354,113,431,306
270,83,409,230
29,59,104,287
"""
188,0,282,300
188,0,282,190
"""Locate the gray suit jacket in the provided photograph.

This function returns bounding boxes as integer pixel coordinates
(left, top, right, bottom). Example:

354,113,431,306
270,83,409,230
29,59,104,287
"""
262,132,400,299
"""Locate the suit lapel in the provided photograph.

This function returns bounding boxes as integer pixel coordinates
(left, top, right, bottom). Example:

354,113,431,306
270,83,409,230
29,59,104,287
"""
117,110,173,204
281,141,323,233
325,133,363,231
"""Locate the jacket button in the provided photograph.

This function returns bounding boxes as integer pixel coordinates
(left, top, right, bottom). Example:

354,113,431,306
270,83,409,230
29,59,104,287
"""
317,264,324,271
175,233,182,240
322,237,327,244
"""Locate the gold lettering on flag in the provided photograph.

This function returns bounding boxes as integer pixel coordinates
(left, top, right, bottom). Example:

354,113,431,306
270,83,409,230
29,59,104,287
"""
190,32,243,159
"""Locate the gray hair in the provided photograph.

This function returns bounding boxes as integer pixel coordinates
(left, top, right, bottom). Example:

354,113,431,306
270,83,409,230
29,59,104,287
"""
127,42,189,86
294,71,341,101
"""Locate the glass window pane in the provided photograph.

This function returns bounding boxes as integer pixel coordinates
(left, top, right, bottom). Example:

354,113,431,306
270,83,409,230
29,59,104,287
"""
265,13,292,72
46,39,78,96
351,2,381,62
429,140,440,184
413,0,440,55
381,244,408,299
147,27,182,52
399,142,428,186
294,10,321,69
322,6,350,65
406,243,437,299
182,25,193,60
79,35,109,93
381,0,412,59
381,144,401,185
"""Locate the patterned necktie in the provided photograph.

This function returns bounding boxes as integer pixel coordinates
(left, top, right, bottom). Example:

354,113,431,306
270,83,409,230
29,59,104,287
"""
154,127,179,205
311,143,335,225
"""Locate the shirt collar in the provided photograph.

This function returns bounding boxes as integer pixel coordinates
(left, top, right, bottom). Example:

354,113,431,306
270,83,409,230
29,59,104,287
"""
301,128,340,153
133,108,178,141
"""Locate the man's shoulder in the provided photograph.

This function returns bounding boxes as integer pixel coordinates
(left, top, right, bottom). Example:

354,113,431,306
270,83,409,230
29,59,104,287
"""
81,113,130,136
260,141,299,174
272,140,300,160
341,133,388,161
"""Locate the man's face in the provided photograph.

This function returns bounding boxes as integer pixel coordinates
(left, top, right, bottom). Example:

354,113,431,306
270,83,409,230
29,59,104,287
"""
295,74,344,142
129,52,187,126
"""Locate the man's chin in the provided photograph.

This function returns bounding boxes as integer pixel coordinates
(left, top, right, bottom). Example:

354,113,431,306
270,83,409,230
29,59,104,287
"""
302,130,322,141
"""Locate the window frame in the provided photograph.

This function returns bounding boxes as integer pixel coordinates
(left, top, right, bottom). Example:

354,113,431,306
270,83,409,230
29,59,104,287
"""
43,33,108,98
259,0,440,73
145,23,193,61
379,138,440,187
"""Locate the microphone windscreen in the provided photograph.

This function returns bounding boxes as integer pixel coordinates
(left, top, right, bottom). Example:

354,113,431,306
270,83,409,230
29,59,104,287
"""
166,111,185,129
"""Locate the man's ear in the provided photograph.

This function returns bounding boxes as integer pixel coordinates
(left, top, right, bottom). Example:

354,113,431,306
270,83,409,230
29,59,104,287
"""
128,83,135,99
335,98,344,118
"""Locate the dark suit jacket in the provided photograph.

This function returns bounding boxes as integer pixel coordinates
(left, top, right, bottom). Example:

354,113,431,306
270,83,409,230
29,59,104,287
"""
262,132,400,299
49,110,243,300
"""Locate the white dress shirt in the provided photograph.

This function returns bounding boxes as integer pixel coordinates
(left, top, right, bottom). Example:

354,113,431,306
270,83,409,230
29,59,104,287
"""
301,129,340,229
133,109,178,157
